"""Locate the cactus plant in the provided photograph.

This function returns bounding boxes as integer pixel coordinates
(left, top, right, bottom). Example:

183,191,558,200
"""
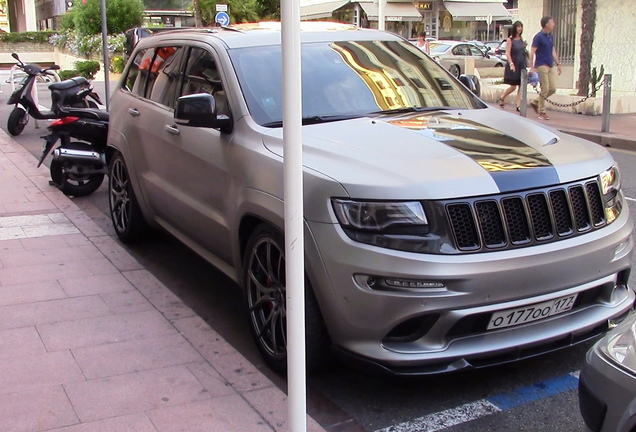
590,64,605,97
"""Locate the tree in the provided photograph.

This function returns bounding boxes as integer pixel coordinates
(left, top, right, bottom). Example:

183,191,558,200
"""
72,0,145,36
198,0,260,25
256,0,279,20
577,0,596,96
193,0,203,27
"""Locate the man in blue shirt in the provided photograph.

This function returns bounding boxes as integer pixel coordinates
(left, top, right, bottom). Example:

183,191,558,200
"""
529,16,562,120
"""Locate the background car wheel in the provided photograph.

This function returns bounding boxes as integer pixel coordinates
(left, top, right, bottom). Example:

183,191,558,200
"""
49,142,104,197
7,108,28,136
243,223,330,373
495,63,504,67
450,64,461,78
108,152,149,242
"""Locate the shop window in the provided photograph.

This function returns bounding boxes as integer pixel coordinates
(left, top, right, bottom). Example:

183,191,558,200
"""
549,0,576,64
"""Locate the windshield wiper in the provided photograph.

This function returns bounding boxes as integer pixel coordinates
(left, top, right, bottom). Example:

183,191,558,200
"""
371,106,452,115
261,114,363,128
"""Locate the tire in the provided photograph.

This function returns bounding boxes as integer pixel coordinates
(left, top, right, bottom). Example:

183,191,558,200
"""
49,142,104,197
495,63,504,67
450,64,461,78
243,224,330,373
87,100,99,109
7,108,28,136
108,152,149,242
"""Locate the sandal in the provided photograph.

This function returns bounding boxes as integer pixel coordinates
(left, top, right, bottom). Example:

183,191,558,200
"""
498,98,505,108
516,106,521,112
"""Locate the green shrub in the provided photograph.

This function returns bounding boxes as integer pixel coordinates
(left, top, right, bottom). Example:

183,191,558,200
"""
58,70,79,81
75,60,100,80
0,31,56,43
111,56,124,74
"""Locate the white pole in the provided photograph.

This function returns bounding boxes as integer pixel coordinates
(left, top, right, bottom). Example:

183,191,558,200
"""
378,0,385,31
100,0,110,110
281,0,307,432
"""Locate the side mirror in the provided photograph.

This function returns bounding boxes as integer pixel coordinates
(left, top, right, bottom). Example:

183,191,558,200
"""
175,93,232,134
11,52,20,61
49,65,61,70
459,74,481,97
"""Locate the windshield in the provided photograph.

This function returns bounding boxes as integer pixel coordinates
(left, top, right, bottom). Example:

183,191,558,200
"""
229,40,483,126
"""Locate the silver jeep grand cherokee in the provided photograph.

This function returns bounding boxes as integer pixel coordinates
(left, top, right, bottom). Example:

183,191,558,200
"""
107,22,633,374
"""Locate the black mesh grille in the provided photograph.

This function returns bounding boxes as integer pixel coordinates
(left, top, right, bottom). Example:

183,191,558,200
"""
447,204,479,250
550,190,573,236
502,197,531,244
586,181,605,226
570,186,591,231
527,194,553,240
445,179,605,252
475,201,506,248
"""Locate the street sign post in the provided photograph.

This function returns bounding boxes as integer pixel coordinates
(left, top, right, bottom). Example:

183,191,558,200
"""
215,11,230,26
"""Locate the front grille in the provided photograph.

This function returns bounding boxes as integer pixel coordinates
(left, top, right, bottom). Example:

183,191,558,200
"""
446,179,606,252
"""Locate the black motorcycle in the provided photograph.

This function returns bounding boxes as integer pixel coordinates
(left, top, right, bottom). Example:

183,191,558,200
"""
6,53,102,136
38,107,109,197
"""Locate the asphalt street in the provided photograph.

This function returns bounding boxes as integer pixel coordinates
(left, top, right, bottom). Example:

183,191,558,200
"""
2,78,635,432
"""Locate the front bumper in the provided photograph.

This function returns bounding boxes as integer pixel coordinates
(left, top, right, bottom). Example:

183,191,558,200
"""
579,323,636,432
305,206,634,373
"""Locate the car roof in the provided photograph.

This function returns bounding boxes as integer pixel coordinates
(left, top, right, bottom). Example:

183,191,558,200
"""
137,21,404,50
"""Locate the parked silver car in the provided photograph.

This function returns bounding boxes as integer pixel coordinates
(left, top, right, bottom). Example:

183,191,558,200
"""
579,312,636,432
107,22,633,374
430,40,505,77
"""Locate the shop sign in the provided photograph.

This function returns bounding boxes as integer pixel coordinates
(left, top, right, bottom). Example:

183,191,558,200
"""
416,2,432,10
386,16,402,21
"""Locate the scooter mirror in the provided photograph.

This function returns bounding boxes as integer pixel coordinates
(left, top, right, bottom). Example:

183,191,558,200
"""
11,53,20,61
49,65,61,70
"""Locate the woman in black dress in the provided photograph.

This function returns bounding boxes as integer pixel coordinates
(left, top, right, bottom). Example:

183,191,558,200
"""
498,21,527,112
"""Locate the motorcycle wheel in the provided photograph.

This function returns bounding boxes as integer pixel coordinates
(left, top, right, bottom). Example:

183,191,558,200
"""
7,108,29,136
50,142,105,197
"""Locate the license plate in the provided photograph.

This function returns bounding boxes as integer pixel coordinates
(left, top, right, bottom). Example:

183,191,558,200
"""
487,294,578,330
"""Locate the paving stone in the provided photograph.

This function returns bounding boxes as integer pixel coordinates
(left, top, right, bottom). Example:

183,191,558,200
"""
0,326,46,360
174,315,274,393
64,365,210,422
100,290,155,315
149,395,274,432
0,296,111,330
82,257,119,275
0,350,84,395
0,244,101,268
58,273,135,297
72,333,204,379
0,280,67,307
0,261,93,286
123,269,196,321
0,386,78,432
244,386,326,432
91,236,144,271
46,413,158,432
186,361,236,398
38,309,176,351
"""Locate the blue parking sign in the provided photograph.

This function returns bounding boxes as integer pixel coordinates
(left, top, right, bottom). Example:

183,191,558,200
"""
215,12,230,26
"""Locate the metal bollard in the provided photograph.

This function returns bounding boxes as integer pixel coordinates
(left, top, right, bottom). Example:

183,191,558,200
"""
520,68,528,118
601,74,611,133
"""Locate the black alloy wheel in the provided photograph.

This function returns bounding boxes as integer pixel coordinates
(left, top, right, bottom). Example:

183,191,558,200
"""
243,224,330,373
108,152,148,242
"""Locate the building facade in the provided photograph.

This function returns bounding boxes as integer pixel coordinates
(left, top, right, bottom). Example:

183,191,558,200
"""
517,0,636,92
300,0,514,40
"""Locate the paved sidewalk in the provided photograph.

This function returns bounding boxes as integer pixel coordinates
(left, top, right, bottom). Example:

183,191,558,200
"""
0,129,325,431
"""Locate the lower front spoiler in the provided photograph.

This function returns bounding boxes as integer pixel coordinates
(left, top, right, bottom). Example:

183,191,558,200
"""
332,308,634,376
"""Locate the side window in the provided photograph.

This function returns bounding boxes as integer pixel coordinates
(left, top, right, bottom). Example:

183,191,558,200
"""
469,46,483,57
180,47,229,116
124,48,152,94
147,46,185,109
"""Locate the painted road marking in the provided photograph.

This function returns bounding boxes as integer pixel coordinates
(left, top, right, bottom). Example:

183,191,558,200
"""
374,372,580,432
0,213,79,241
626,196,636,202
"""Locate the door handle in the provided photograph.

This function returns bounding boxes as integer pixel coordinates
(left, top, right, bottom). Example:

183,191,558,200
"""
128,108,140,117
165,125,180,135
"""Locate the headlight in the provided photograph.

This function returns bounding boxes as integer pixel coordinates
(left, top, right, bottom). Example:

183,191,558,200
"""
332,199,427,231
600,165,623,224
599,316,636,375
331,199,435,252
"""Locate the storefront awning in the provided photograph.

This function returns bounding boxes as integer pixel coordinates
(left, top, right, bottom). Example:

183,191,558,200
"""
443,1,512,21
359,2,423,22
300,0,349,20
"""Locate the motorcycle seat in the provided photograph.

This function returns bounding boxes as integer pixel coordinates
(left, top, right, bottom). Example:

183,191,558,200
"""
49,76,90,90
66,108,109,122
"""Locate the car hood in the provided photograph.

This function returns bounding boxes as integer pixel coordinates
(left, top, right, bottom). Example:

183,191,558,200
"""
261,108,614,200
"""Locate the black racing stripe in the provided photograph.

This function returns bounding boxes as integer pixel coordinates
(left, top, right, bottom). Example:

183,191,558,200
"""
389,113,560,193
